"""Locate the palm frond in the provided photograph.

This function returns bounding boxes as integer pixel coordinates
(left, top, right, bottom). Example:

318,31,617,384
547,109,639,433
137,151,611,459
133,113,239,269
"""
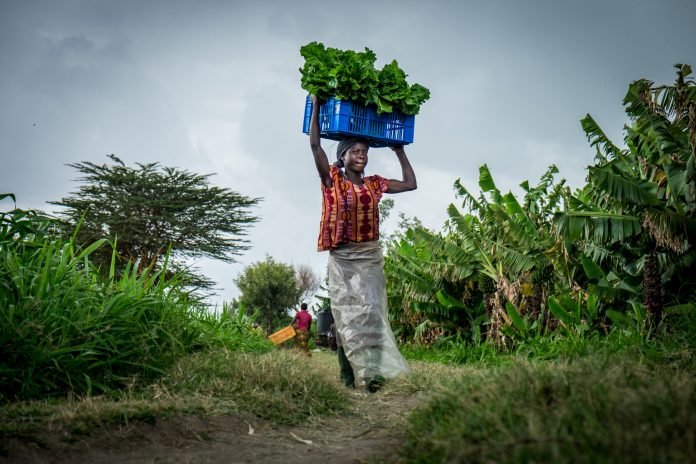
581,114,625,162
588,164,659,206
453,178,485,214
502,192,539,240
543,182,568,217
553,211,641,243
495,245,536,277
478,164,497,192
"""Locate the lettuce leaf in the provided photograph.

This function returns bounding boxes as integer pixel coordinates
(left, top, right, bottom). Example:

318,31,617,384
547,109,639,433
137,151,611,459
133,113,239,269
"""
299,42,430,115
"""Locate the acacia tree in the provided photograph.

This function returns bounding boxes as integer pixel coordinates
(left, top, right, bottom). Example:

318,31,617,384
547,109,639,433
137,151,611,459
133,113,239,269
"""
235,256,302,333
52,155,261,289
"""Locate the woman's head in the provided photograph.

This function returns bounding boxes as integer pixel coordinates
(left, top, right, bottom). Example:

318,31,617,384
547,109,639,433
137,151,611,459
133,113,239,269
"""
335,137,369,172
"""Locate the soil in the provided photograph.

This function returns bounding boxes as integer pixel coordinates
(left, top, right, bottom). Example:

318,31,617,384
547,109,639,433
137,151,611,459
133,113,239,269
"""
1,389,427,464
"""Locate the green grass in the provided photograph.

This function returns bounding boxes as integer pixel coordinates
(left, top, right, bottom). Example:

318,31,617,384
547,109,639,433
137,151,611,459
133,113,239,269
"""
403,311,696,367
152,349,349,424
0,349,350,441
399,312,696,463
0,207,271,401
402,356,696,463
3,203,695,462
402,338,510,366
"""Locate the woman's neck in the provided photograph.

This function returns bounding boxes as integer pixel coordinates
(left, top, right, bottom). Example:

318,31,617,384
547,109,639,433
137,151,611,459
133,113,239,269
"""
344,170,364,185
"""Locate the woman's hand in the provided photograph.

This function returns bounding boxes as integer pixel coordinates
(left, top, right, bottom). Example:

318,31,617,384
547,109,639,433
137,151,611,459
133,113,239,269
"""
390,144,405,154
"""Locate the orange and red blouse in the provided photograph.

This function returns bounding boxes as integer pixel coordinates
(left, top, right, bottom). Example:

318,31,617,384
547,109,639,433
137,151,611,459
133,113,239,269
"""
318,165,389,252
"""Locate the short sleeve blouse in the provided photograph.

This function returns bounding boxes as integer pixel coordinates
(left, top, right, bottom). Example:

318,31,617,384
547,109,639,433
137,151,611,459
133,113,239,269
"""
317,165,389,252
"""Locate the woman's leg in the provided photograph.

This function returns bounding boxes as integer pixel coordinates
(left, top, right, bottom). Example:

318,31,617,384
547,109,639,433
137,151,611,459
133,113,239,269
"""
337,345,354,388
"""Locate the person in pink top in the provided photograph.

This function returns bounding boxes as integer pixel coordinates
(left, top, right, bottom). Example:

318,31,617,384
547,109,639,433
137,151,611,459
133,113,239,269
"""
292,303,313,356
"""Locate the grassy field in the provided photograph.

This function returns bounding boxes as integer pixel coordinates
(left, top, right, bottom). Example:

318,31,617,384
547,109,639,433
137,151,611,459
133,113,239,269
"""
399,312,696,463
2,313,694,463
2,204,695,463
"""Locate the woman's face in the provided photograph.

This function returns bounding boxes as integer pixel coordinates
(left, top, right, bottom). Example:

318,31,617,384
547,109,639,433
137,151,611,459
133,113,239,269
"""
342,142,369,173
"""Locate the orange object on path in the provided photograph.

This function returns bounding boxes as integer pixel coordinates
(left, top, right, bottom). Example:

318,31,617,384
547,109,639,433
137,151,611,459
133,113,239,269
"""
268,326,296,345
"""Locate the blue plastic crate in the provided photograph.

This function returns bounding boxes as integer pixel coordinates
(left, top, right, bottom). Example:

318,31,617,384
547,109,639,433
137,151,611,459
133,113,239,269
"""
302,95,415,148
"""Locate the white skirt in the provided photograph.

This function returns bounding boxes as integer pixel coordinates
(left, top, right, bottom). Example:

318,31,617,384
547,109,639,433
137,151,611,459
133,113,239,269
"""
328,241,409,383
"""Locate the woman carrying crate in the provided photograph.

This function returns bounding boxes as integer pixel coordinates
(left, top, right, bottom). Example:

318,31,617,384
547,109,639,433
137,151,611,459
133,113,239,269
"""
309,95,417,392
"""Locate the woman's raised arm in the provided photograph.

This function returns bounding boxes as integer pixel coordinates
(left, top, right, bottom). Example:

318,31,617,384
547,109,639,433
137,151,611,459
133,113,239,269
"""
309,95,332,188
386,145,417,193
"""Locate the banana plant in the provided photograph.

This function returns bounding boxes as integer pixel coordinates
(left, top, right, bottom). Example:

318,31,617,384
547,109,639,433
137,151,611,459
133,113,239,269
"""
386,163,568,346
554,64,696,325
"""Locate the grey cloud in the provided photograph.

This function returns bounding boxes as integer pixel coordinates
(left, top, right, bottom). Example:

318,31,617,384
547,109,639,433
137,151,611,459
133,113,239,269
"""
2,0,695,303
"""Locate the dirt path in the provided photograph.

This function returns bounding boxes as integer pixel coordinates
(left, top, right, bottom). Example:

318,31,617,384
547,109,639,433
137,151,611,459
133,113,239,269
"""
2,370,432,464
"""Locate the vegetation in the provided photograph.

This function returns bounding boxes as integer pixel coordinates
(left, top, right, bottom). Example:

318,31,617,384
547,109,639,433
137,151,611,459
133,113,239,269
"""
0,350,351,441
399,309,696,464
403,357,695,463
382,62,696,464
52,155,261,290
234,256,302,334
0,197,269,401
299,41,430,114
384,64,696,349
294,262,321,307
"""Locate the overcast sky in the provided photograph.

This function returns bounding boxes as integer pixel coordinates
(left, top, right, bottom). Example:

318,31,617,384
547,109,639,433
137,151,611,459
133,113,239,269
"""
2,0,695,307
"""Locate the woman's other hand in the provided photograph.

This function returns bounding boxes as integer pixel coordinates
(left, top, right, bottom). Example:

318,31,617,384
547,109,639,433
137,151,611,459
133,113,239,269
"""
390,144,404,153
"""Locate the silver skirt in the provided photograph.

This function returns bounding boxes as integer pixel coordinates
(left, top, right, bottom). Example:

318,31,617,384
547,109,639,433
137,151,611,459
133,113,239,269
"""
328,241,409,383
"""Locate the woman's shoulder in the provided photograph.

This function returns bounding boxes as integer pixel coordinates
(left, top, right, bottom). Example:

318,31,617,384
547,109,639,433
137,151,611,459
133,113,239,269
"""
364,172,385,181
329,165,342,178
364,173,389,193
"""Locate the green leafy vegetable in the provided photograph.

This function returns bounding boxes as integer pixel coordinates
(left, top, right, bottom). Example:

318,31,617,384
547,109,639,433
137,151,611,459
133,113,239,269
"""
299,42,430,115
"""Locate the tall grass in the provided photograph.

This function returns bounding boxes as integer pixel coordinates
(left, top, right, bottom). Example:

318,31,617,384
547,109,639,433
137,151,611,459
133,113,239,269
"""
0,201,269,401
404,309,696,369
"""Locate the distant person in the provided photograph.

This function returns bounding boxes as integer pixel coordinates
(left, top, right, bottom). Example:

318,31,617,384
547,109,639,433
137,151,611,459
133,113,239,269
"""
308,95,414,392
291,303,312,356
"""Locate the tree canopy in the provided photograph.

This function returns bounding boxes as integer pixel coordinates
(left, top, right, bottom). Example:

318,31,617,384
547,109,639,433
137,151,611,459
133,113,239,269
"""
52,155,262,289
235,256,302,333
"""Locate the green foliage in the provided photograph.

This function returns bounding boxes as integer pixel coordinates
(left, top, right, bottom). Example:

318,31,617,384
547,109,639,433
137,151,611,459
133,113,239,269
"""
402,336,509,367
555,64,696,317
235,256,302,334
299,41,430,114
0,199,269,401
51,155,261,291
385,64,696,347
385,163,566,346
